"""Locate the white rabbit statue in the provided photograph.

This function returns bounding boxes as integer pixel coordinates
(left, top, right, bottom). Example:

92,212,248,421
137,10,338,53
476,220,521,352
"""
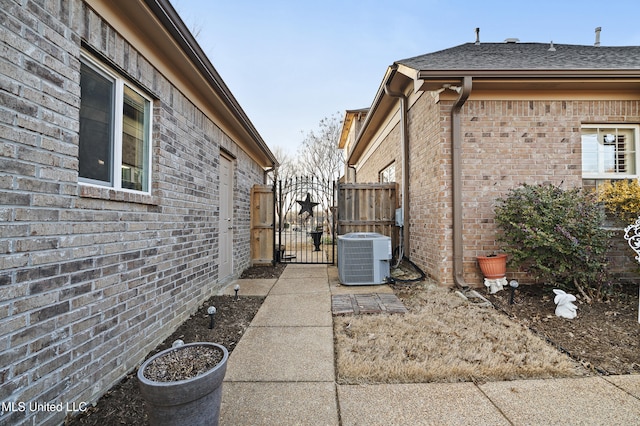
553,289,577,319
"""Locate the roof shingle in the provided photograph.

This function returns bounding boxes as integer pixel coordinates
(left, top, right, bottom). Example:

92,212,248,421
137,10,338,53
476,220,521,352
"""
396,42,640,71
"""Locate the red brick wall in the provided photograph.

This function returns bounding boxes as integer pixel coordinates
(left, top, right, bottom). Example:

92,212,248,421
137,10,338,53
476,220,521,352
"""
459,99,581,285
458,99,640,286
608,229,640,284
406,93,449,283
357,94,640,287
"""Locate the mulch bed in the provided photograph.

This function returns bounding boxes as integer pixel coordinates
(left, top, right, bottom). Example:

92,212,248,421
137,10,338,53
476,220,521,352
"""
486,282,640,375
237,263,286,279
66,265,281,425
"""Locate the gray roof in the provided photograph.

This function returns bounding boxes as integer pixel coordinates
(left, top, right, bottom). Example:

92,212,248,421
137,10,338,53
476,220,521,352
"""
396,42,640,71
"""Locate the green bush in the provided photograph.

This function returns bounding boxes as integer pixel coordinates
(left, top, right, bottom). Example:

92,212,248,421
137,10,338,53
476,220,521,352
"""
494,183,611,301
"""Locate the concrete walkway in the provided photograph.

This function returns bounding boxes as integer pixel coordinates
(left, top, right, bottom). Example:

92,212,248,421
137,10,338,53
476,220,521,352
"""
219,264,640,425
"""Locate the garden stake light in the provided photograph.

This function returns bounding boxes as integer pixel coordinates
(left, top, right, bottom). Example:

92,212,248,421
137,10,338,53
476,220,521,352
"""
207,306,216,329
509,280,519,305
234,284,240,301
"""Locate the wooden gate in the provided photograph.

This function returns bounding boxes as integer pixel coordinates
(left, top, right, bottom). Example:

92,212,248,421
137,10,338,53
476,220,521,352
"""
337,182,399,254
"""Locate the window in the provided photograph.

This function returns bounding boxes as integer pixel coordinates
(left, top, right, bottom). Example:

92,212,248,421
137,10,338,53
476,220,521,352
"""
582,125,638,190
379,162,395,183
79,54,152,192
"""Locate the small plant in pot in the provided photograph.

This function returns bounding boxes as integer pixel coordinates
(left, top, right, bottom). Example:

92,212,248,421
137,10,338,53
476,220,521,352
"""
137,341,228,426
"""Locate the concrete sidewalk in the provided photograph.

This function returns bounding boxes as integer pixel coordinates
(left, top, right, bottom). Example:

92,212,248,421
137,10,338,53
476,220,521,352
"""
219,264,640,425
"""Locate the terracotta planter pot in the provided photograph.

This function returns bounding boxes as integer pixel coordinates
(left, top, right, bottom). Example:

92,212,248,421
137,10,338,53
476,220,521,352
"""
477,254,507,279
138,342,228,426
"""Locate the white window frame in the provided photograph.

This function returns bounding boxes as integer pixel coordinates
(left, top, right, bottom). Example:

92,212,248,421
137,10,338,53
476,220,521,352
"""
581,124,639,181
379,162,396,183
79,52,153,194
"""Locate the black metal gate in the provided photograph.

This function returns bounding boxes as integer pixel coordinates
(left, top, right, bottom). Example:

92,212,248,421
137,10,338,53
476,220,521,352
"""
276,176,336,264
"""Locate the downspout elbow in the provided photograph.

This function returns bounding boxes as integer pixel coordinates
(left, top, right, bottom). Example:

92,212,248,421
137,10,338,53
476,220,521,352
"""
452,76,472,289
347,164,357,183
263,165,276,185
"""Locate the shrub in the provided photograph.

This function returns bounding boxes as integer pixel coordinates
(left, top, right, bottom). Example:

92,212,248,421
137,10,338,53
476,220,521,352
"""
596,179,640,225
494,183,611,301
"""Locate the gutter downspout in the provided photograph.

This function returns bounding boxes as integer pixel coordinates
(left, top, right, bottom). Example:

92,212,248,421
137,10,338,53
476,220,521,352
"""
384,65,410,256
452,76,472,289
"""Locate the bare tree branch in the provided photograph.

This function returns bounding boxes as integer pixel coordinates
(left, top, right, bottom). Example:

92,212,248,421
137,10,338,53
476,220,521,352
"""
297,112,344,182
296,113,345,238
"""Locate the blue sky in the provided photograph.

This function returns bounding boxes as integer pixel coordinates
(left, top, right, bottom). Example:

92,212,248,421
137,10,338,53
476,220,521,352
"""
172,0,640,153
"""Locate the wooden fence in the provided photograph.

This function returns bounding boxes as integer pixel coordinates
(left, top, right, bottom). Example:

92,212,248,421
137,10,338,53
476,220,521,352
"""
337,183,399,253
250,184,274,265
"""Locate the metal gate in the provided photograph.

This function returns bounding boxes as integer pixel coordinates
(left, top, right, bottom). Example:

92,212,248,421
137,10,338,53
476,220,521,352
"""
276,176,336,264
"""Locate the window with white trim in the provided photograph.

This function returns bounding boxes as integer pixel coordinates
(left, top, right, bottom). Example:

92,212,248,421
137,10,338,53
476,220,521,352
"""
581,124,639,190
379,162,395,183
79,54,152,193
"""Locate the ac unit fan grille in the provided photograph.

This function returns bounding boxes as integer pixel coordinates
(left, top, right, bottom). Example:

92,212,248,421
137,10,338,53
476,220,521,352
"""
339,240,374,282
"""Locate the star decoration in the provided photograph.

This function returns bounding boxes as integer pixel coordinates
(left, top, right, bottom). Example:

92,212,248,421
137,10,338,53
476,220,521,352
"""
297,193,319,217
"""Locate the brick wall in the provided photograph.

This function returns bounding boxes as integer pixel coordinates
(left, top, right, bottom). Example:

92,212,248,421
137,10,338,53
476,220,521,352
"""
355,126,401,185
459,99,640,286
406,93,448,283
607,229,640,284
0,2,264,425
356,92,640,288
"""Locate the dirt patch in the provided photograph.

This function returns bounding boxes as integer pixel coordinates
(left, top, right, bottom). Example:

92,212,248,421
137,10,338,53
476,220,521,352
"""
486,282,640,375
239,262,286,279
66,263,283,425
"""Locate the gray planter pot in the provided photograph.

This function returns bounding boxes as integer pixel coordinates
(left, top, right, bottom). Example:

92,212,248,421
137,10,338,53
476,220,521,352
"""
137,342,228,426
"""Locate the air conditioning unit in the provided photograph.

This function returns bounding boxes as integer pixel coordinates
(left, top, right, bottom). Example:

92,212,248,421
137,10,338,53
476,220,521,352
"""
337,232,392,285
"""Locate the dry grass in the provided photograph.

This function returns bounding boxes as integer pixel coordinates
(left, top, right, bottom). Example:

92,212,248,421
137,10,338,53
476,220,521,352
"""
334,283,586,384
